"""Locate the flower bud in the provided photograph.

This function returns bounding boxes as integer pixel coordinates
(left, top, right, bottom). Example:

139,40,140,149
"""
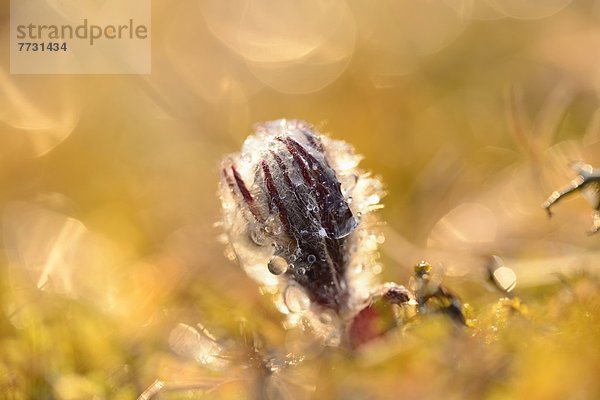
220,119,383,315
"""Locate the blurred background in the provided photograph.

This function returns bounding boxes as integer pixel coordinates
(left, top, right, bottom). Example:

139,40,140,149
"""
1,0,599,399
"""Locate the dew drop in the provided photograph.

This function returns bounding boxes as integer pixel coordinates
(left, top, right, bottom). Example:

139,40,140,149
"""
289,254,297,262
241,153,252,163
307,254,316,263
296,267,306,276
250,226,268,246
319,312,333,324
284,285,310,313
168,324,223,368
268,256,288,275
372,264,383,274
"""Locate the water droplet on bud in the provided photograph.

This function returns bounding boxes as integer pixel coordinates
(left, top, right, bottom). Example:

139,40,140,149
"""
319,311,333,324
284,285,310,312
250,226,268,246
241,153,252,163
268,256,288,275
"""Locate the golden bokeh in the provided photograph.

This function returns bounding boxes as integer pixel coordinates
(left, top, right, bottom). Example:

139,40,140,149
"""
1,1,599,399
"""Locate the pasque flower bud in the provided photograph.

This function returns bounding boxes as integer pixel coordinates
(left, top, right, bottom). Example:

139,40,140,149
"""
220,119,412,344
